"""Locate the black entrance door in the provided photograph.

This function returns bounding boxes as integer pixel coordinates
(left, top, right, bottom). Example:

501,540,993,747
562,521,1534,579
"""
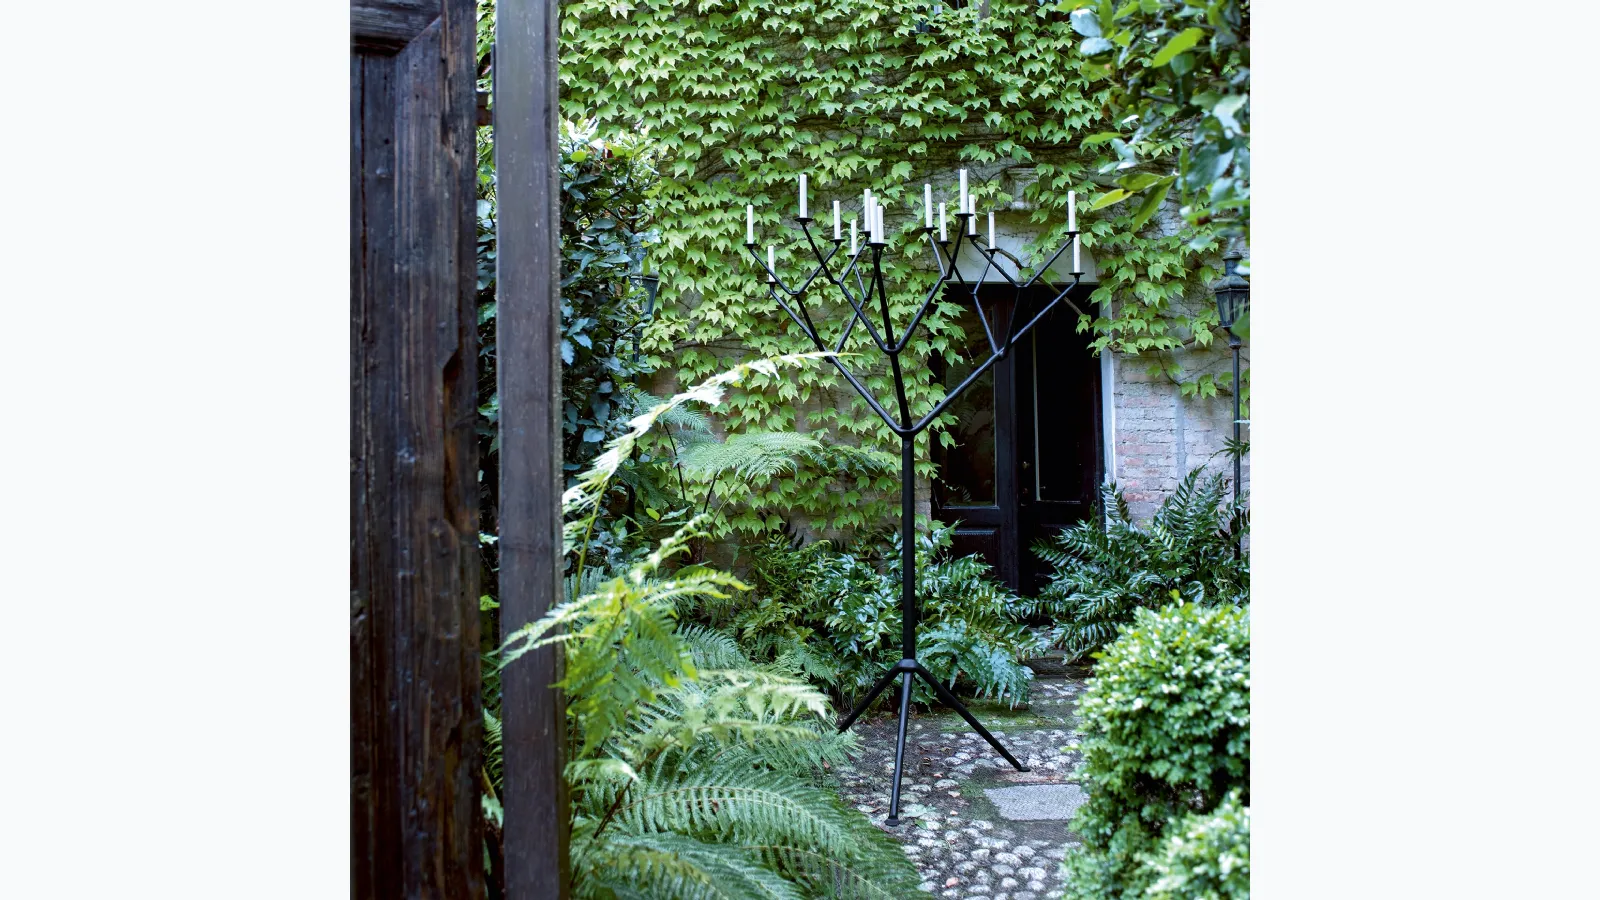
930,283,1103,594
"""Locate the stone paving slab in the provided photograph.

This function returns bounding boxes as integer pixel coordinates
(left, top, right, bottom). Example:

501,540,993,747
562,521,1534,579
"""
829,677,1089,898
982,785,1088,822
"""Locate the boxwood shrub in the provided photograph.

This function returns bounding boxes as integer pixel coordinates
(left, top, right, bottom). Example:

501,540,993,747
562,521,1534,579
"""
1063,603,1250,899
1143,790,1251,900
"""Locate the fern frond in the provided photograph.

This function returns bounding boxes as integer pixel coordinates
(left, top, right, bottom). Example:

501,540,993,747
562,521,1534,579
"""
575,830,804,900
678,430,823,482
562,353,831,555
614,767,877,865
1031,468,1248,658
753,844,924,900
678,624,753,670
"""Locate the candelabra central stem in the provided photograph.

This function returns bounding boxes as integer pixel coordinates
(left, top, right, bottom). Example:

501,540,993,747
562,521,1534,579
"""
900,434,916,660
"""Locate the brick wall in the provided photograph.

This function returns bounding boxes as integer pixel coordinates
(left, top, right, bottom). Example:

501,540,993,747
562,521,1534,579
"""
1110,337,1249,521
1108,205,1249,520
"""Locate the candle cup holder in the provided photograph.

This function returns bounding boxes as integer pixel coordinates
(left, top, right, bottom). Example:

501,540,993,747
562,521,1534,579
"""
744,188,1088,826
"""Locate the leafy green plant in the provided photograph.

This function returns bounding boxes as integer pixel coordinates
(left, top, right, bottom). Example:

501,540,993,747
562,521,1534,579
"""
1071,0,1250,244
1029,466,1246,659
556,121,662,480
638,412,899,542
1061,603,1250,899
473,110,665,614
716,523,1043,708
1141,790,1250,900
500,354,921,899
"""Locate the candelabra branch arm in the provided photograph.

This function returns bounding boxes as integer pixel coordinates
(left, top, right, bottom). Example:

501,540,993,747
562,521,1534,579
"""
799,220,844,274
767,285,825,350
1020,235,1075,290
1001,284,1028,350
871,250,898,349
792,291,827,353
978,244,1025,289
889,273,947,353
790,220,842,298
974,244,1000,291
924,230,951,280
832,303,860,353
832,259,892,354
887,353,912,425
909,274,1082,434
835,245,871,304
828,356,910,436
944,230,975,286
910,348,1004,435
744,242,798,297
971,280,1002,357
1027,272,1090,321
1007,281,1074,344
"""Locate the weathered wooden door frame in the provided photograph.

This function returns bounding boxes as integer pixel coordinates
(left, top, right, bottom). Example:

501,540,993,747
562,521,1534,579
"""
351,0,487,897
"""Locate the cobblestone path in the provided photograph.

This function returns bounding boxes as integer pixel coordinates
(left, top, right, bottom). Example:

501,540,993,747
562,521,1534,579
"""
830,672,1090,899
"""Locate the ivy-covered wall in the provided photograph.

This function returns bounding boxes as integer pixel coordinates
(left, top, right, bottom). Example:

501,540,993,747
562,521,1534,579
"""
559,0,1242,538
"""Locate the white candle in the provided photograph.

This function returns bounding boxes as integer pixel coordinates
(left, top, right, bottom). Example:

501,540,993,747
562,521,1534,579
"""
924,184,933,228
988,211,995,246
746,204,755,244
799,173,808,218
939,202,947,241
851,218,858,255
968,204,977,236
1067,190,1076,231
863,188,872,221
1073,233,1081,273
959,169,968,217
833,200,841,239
768,245,777,281
879,204,888,243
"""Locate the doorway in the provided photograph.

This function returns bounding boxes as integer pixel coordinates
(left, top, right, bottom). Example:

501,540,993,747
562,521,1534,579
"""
930,283,1103,594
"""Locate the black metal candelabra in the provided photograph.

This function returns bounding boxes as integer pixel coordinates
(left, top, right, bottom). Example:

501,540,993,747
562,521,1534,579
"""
744,184,1087,826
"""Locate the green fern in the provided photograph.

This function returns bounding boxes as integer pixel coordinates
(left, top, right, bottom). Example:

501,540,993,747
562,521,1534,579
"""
1028,467,1248,659
678,431,823,483
501,356,920,900
718,524,1040,709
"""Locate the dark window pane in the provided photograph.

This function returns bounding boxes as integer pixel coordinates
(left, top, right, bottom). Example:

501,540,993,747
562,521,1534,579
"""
934,301,996,505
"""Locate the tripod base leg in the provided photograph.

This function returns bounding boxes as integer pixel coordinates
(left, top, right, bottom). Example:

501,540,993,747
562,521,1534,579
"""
836,664,903,734
915,664,1030,773
884,672,915,827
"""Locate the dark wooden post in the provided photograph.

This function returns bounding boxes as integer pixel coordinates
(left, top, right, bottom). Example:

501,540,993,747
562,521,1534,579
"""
351,0,485,897
494,0,571,897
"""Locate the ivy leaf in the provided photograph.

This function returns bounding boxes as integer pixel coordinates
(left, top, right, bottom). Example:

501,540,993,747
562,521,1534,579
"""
1080,37,1114,55
1151,27,1206,67
582,427,606,443
1081,132,1122,147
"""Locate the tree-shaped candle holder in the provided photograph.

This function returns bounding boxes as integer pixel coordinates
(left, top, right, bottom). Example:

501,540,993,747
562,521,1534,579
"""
743,172,1088,825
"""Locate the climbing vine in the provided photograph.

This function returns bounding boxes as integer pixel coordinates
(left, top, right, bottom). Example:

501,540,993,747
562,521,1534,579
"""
559,0,1239,539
